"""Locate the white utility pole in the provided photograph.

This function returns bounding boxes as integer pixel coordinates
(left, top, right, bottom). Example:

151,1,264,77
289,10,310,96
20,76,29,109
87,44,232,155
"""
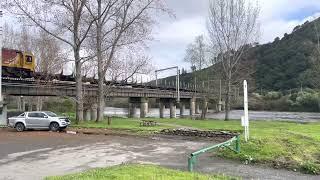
0,10,3,102
0,10,5,126
242,80,249,142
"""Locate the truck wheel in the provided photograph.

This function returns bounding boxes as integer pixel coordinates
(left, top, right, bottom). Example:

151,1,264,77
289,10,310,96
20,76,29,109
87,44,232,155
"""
15,123,25,132
49,122,60,132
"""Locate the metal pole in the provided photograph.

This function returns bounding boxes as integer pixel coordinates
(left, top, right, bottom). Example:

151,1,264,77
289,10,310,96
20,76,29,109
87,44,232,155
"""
236,135,240,153
177,69,180,102
188,156,195,172
219,79,221,101
243,80,249,141
0,11,3,102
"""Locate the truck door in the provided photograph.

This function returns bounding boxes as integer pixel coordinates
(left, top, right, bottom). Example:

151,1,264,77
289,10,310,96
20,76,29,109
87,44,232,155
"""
26,112,44,128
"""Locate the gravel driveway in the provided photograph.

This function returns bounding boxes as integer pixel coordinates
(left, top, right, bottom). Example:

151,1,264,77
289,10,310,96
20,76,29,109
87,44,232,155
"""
0,128,318,180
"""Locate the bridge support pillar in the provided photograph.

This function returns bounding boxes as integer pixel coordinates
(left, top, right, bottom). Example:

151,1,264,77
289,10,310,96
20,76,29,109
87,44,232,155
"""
128,103,136,118
84,108,91,121
169,99,176,119
159,101,165,118
17,97,21,111
195,103,200,114
140,97,148,118
128,97,138,118
22,97,26,111
179,103,185,118
190,97,196,117
91,103,98,121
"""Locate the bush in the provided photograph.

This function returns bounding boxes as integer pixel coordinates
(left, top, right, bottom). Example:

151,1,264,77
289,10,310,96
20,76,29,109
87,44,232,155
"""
293,92,320,112
247,90,320,112
42,98,75,113
300,161,320,174
264,91,282,100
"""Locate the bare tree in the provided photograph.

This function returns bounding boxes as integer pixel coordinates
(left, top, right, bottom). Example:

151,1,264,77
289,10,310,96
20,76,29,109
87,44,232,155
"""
184,35,207,71
6,0,96,123
34,30,65,76
109,47,152,82
207,0,259,120
2,22,19,49
33,30,67,110
86,0,167,121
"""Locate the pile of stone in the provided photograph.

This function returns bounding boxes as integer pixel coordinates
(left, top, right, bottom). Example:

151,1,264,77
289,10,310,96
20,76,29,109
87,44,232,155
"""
160,128,239,138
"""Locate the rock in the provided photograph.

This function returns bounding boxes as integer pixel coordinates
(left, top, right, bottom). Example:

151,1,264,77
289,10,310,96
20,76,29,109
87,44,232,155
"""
66,131,77,135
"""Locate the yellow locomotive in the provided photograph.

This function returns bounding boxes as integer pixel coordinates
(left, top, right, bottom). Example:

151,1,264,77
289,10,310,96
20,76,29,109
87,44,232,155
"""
2,48,35,78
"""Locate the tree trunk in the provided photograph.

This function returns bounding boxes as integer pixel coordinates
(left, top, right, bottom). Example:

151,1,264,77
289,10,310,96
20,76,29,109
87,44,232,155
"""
75,51,83,123
201,98,208,119
224,72,231,121
17,96,21,111
96,0,104,122
36,97,42,111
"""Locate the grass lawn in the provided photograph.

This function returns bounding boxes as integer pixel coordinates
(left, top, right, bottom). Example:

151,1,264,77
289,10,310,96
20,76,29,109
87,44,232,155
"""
68,116,320,174
70,117,173,135
45,164,238,180
152,118,320,174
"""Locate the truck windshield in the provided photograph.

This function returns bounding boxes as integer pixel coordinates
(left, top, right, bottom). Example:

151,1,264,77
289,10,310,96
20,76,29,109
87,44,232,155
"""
45,111,58,117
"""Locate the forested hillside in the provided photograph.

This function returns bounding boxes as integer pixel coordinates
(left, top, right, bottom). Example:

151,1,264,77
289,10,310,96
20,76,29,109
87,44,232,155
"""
255,18,320,91
162,17,320,92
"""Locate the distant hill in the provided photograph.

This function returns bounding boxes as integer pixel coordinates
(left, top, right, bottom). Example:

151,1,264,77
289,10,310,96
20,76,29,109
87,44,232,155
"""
160,17,320,92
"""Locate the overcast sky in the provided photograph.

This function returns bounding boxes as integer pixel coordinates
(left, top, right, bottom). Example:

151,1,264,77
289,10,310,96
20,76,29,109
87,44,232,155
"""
2,0,320,79
150,0,320,78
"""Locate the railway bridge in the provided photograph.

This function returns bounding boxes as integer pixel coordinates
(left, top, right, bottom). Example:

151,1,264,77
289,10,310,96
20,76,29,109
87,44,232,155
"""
2,78,207,120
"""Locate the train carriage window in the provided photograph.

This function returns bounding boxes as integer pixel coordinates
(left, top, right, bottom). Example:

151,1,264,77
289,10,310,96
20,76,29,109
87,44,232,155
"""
26,56,33,63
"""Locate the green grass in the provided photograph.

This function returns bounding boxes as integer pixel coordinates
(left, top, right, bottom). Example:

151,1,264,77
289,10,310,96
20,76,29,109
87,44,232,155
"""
45,164,238,180
152,118,320,174
68,116,320,174
70,117,173,135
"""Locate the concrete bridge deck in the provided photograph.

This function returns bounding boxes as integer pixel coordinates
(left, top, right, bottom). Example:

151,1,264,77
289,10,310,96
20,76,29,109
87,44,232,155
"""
2,78,206,120
2,78,200,99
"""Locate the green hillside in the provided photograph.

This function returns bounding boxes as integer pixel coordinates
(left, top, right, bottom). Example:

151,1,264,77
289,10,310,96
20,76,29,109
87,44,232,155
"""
161,17,320,92
255,18,320,91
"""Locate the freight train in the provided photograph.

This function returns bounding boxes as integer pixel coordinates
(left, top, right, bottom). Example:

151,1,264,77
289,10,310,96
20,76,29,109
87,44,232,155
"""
1,48,73,80
1,49,196,92
2,48,35,78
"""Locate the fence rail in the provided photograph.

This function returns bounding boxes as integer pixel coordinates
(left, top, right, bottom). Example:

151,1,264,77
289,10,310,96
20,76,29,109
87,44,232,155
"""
188,135,240,172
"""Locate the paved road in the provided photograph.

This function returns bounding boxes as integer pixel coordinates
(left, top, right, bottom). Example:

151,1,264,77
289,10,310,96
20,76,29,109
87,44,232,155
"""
0,129,318,180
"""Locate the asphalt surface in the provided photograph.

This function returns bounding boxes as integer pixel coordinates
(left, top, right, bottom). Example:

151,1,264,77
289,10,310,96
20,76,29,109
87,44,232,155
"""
0,128,319,180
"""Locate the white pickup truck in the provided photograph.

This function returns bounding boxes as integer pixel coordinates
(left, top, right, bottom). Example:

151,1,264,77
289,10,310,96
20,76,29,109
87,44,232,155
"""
8,111,71,132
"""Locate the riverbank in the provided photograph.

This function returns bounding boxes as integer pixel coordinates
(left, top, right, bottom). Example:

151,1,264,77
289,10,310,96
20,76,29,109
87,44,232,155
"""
71,117,320,175
101,107,320,122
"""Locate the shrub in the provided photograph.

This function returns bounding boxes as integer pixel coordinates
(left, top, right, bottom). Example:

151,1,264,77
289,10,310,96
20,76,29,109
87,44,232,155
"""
300,161,320,174
42,98,75,113
264,91,282,100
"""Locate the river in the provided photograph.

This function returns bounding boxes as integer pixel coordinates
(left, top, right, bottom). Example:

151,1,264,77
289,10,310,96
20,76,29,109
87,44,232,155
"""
104,107,320,122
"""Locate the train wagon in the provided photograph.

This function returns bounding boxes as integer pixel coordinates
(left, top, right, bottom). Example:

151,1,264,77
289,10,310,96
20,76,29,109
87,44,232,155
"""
2,48,35,78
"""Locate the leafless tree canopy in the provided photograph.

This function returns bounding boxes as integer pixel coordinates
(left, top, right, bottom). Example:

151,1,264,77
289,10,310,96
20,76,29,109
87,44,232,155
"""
184,35,208,71
2,0,169,122
85,0,168,121
207,0,259,120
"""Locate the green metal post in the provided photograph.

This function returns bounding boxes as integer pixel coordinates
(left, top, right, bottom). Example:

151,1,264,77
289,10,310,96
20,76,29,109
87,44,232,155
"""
188,156,195,172
236,135,240,153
